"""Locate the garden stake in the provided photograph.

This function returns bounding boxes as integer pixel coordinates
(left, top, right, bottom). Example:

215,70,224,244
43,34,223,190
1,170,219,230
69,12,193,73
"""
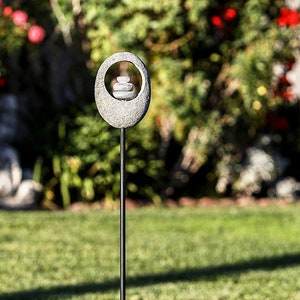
120,127,126,300
94,52,151,300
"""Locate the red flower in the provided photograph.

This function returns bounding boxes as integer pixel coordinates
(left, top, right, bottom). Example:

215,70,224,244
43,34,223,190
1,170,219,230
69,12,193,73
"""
11,10,28,26
283,59,296,72
277,7,290,26
3,6,12,17
224,8,237,21
0,76,7,87
279,75,289,84
211,15,223,29
287,10,300,26
283,91,294,100
28,25,45,44
266,115,289,131
277,7,300,27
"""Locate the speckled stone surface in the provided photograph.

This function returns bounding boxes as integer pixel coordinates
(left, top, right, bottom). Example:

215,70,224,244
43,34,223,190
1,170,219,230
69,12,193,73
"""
94,52,151,128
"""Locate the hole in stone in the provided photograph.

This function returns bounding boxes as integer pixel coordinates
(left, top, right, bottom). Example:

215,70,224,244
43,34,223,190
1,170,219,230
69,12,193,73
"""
105,62,142,99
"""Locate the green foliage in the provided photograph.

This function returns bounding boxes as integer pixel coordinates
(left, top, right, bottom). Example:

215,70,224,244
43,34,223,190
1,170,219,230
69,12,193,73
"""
2,0,300,206
33,0,300,203
43,105,163,205
0,8,25,74
81,0,300,199
0,1,49,75
0,12,25,52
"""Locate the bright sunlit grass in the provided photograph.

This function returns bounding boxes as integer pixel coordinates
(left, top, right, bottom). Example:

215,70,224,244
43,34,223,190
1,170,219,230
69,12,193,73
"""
1,205,300,299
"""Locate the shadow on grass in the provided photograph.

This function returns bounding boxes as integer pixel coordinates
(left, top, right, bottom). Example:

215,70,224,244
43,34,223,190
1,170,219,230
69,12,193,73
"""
2,253,300,299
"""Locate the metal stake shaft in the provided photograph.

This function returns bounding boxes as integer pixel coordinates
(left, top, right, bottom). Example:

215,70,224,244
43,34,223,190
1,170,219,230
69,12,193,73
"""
120,127,126,300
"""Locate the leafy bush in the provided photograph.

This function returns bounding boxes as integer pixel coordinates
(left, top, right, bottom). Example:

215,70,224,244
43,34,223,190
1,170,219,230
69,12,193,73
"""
83,0,300,199
43,105,163,206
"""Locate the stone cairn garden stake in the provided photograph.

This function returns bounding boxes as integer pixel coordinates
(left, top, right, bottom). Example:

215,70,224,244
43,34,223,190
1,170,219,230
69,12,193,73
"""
94,52,151,300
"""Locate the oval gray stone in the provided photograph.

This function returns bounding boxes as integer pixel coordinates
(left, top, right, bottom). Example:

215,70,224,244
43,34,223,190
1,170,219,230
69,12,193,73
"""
94,52,151,128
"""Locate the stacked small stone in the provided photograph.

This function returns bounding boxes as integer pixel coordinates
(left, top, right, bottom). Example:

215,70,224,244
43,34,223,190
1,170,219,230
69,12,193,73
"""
112,76,136,100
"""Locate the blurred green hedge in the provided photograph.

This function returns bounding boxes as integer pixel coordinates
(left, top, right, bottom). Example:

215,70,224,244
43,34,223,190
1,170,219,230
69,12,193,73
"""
1,0,300,207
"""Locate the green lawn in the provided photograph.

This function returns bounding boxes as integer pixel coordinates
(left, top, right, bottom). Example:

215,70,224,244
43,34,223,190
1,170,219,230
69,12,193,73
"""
1,205,300,299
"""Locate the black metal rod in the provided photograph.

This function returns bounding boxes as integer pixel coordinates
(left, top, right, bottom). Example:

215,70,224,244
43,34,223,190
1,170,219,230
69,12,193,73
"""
120,127,126,300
